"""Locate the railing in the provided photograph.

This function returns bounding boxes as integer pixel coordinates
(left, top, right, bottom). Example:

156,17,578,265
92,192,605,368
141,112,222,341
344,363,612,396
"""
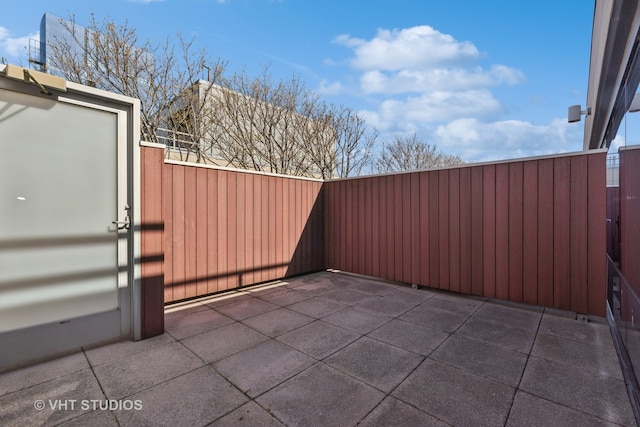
607,154,620,186
152,127,199,152
606,255,640,424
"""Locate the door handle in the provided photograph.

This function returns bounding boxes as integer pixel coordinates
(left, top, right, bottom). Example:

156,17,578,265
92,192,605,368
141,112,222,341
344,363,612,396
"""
112,215,130,230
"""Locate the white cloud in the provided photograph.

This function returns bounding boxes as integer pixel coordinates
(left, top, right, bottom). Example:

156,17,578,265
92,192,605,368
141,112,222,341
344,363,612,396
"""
360,90,503,131
0,27,37,60
360,64,524,94
329,24,557,162
335,25,479,71
317,79,343,95
431,117,584,162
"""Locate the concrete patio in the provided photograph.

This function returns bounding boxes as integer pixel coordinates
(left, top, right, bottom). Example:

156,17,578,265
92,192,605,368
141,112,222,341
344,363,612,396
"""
0,271,635,426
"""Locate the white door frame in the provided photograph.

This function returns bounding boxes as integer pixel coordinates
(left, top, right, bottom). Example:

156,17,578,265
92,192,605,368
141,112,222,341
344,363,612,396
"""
0,67,142,370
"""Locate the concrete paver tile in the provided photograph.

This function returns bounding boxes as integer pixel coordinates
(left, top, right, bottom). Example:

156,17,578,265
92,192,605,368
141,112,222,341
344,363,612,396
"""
93,342,204,400
325,336,423,393
256,363,384,426
214,340,314,398
114,366,247,427
519,356,635,426
241,308,314,338
277,320,359,360
506,391,615,427
431,334,528,387
368,318,449,356
393,359,515,426
181,322,269,364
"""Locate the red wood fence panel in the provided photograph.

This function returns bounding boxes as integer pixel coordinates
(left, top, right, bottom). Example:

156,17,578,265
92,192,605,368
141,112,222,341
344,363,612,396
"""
141,147,607,317
157,160,323,303
324,150,608,316
140,145,164,338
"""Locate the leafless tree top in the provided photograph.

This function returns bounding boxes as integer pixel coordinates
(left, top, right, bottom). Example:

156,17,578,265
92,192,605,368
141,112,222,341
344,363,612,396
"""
376,133,464,173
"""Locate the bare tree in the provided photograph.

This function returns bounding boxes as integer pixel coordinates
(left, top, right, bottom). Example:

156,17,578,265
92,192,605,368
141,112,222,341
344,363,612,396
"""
203,65,376,178
375,133,464,172
47,15,376,177
47,14,227,162
333,107,377,178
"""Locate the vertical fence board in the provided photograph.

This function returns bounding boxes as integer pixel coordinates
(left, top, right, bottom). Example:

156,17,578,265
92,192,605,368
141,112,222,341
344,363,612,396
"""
184,167,197,298
172,166,186,300
471,166,484,296
537,159,554,307
429,172,440,288
342,181,351,273
259,176,270,279
333,181,340,270
371,178,381,278
274,178,284,278
364,178,373,276
386,177,396,280
459,167,472,295
495,164,509,300
482,165,496,299
393,175,403,282
419,173,430,286
588,153,606,316
449,169,461,293
438,170,450,290
522,161,538,306
554,157,572,310
195,168,208,297
266,177,276,279
402,174,412,284
359,179,367,275
410,173,421,285
337,181,344,272
570,156,589,314
163,163,174,302
253,175,263,283
290,181,302,274
227,172,238,288
508,162,523,302
216,171,228,290
282,178,291,276
242,174,254,287
378,178,388,279
236,173,246,287
206,170,218,294
325,182,334,268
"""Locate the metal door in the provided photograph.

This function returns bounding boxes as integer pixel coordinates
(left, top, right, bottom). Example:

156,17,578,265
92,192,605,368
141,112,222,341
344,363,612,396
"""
0,85,131,370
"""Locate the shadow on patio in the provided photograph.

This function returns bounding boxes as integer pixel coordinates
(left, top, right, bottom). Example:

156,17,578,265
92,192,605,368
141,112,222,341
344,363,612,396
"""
0,271,634,426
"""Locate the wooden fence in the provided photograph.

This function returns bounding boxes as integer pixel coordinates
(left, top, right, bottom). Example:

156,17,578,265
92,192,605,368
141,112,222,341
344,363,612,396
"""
324,150,607,316
141,144,325,306
140,146,608,324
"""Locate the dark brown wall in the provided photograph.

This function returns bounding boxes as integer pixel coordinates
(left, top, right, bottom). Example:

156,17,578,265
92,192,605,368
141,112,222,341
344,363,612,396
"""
325,151,608,316
620,146,640,295
161,162,324,303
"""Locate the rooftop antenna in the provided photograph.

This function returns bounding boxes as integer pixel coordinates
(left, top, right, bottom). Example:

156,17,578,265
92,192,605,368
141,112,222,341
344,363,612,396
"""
202,63,211,81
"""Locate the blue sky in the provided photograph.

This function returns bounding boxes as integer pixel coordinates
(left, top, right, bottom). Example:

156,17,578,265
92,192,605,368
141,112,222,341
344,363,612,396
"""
0,0,602,163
